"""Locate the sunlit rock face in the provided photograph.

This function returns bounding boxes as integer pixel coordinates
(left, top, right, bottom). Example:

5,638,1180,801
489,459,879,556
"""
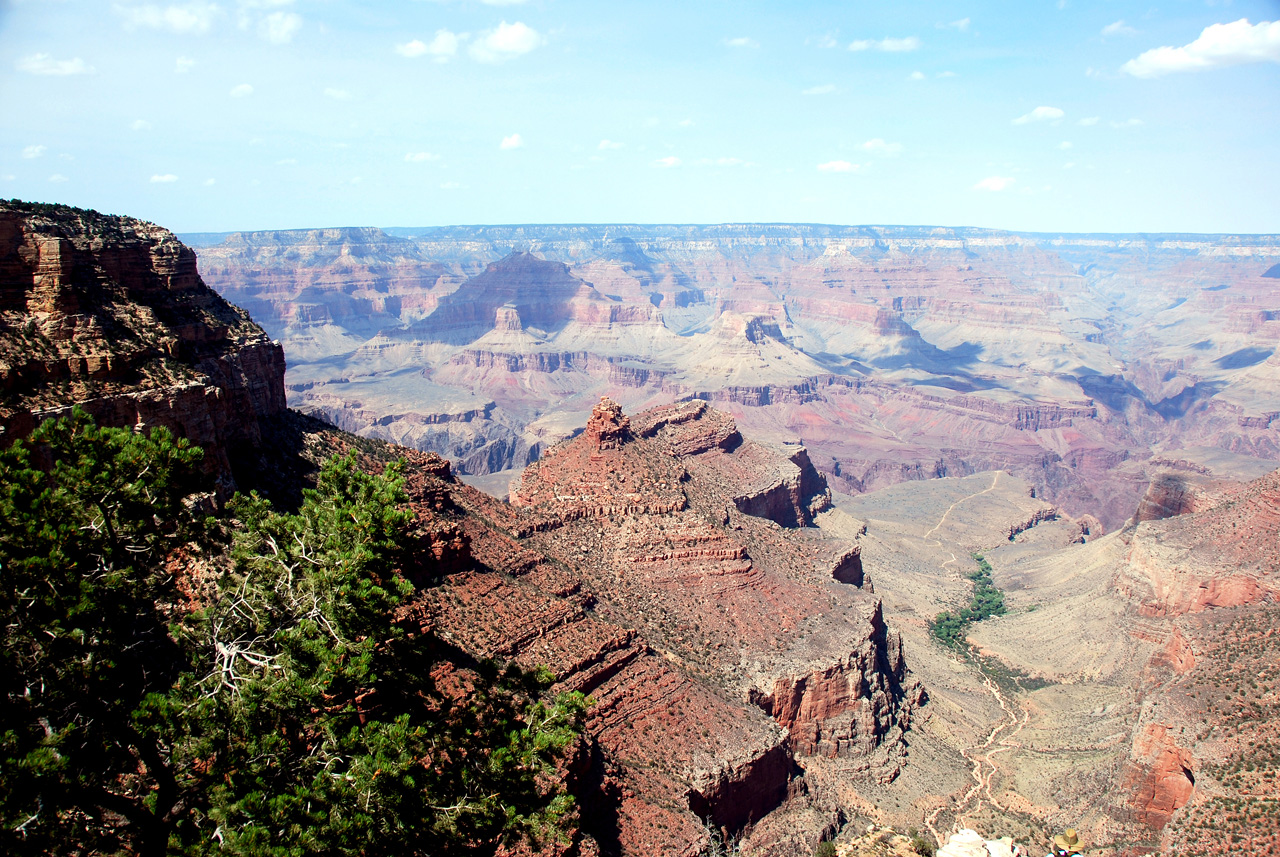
395,397,920,854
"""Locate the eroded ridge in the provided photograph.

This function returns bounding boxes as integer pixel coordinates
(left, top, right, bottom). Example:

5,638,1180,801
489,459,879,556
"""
409,397,924,854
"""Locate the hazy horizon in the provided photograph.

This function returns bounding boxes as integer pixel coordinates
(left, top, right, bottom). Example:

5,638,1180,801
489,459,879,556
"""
2,1,1277,234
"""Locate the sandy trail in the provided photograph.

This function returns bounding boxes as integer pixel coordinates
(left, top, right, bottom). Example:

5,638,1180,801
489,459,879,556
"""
920,471,1032,845
923,471,1002,541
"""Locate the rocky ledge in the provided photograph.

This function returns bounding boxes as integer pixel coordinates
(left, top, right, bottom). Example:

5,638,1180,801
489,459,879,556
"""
0,201,286,493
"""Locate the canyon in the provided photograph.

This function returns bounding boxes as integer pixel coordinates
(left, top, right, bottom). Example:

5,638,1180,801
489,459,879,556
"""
0,201,920,854
3,201,1277,855
189,224,1280,532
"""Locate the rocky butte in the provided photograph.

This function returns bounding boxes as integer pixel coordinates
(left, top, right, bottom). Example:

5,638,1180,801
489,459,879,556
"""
403,395,924,854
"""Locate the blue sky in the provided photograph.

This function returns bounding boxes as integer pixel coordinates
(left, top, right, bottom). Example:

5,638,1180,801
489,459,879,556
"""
1,0,1277,233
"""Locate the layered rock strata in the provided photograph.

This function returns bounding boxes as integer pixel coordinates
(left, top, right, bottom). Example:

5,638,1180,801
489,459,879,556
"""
501,398,921,850
239,396,921,855
0,201,286,492
196,225,1280,532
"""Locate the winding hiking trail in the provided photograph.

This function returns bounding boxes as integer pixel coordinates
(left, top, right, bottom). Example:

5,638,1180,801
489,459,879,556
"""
919,472,1034,846
923,471,1003,542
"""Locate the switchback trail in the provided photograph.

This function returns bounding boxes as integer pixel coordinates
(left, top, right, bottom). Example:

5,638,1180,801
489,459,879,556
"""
923,660,1030,846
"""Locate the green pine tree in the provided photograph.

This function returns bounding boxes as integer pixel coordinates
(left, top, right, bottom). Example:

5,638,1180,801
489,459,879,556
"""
1,413,588,856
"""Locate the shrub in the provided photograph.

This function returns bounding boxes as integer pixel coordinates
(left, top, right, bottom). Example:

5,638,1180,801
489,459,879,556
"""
911,835,937,857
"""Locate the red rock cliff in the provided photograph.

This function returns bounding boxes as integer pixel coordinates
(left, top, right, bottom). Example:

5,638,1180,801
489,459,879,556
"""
0,201,286,492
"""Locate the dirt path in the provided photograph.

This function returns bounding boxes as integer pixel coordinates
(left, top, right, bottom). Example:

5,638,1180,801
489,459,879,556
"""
920,471,1033,845
923,666,1031,845
923,471,1002,542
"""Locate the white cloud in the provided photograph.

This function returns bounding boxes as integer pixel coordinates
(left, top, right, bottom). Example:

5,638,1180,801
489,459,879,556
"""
973,175,1014,191
323,87,350,100
500,133,524,150
700,157,753,167
175,55,196,73
817,160,857,172
397,39,428,57
405,152,441,162
150,173,179,182
1062,162,1076,170
203,177,216,185
49,174,69,183
229,83,253,97
131,119,153,131
1122,18,1280,77
654,156,681,168
1,175,15,181
17,54,95,76
480,0,525,4
1058,140,1072,149
22,145,46,159
678,119,695,127
862,138,903,156
811,34,839,49
1110,118,1143,128
398,29,460,61
260,11,301,43
1012,105,1064,124
1078,116,1100,126
427,29,460,59
275,158,297,165
940,18,970,32
470,21,542,62
725,36,758,48
802,83,836,95
908,70,925,80
598,139,624,150
937,70,956,78
440,181,465,189
116,3,219,34
849,36,920,52
1102,20,1137,38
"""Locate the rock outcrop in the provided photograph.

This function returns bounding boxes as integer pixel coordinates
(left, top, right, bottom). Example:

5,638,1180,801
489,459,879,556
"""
1122,724,1197,830
0,201,286,493
442,397,922,852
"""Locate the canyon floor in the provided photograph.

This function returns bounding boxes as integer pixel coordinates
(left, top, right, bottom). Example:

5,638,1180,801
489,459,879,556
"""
822,464,1280,856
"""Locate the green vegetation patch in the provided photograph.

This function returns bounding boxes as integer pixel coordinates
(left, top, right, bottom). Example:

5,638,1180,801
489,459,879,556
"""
0,409,587,856
929,552,1007,649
